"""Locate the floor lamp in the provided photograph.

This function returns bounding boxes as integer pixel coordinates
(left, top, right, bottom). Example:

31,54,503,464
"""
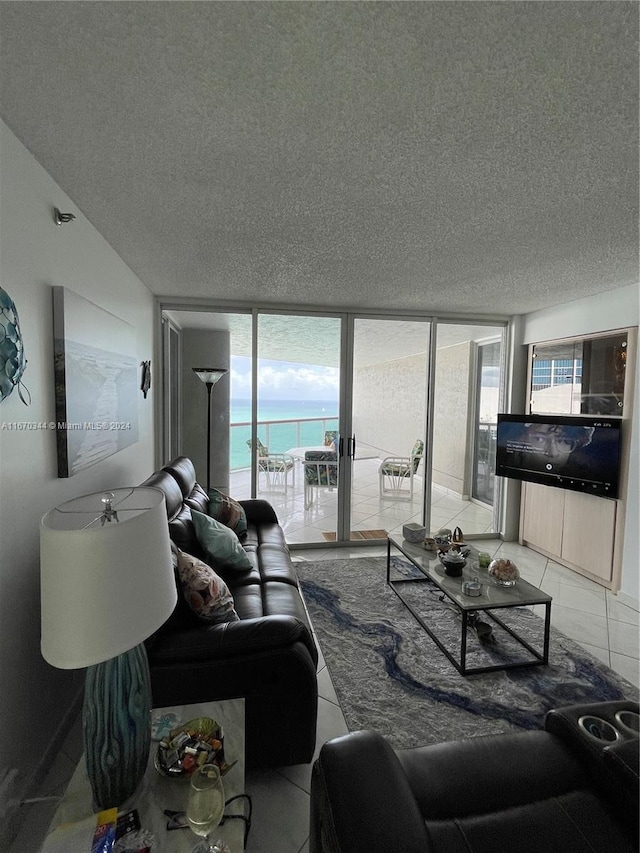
193,367,228,493
40,487,177,810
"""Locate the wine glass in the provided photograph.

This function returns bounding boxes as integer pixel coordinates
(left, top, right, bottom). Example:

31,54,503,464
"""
186,764,226,853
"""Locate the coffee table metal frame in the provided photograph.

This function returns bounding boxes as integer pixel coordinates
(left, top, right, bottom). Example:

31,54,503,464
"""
387,535,552,676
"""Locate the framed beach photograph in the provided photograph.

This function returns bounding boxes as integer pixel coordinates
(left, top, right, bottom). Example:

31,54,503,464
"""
53,286,139,477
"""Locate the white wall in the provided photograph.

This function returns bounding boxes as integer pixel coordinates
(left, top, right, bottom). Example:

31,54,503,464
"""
523,285,640,603
0,121,157,810
182,329,231,492
353,352,427,459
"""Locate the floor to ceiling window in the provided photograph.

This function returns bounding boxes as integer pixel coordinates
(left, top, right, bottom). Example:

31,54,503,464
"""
347,317,430,540
431,323,506,536
161,306,508,546
253,312,342,542
472,339,502,505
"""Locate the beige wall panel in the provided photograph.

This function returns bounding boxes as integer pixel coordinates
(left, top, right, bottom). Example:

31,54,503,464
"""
562,492,616,582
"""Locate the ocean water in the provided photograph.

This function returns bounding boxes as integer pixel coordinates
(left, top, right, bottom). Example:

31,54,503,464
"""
230,399,338,470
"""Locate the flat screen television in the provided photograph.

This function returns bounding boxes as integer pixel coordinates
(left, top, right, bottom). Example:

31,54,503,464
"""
496,414,621,498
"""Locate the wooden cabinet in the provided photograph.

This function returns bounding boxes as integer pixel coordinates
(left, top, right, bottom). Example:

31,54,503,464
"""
561,491,617,583
520,326,636,592
521,483,565,557
521,482,617,585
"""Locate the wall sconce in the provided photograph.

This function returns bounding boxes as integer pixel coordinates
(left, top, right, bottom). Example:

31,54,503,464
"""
54,207,76,226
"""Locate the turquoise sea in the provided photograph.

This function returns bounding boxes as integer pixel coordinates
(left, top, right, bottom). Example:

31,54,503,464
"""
230,399,338,470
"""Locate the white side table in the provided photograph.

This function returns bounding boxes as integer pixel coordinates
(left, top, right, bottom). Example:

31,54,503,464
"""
43,699,246,852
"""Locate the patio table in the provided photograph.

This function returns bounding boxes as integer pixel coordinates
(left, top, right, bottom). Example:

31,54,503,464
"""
284,445,328,460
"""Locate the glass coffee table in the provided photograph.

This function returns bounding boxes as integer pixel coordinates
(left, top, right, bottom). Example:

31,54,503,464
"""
387,535,552,676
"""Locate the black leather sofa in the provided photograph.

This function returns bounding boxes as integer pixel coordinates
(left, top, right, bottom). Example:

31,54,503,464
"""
141,456,318,768
310,700,639,853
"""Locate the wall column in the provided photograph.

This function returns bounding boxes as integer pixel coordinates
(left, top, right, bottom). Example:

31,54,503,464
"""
182,329,230,493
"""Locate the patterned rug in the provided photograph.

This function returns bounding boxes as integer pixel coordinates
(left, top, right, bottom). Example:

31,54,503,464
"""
296,556,638,748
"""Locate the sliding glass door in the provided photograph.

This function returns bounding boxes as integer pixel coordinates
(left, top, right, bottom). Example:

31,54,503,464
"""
252,312,342,543
347,317,430,541
161,306,507,545
431,322,506,536
472,340,502,505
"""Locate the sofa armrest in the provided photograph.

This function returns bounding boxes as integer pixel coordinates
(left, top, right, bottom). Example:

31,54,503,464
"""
310,730,431,853
239,498,279,525
148,614,313,664
545,700,640,832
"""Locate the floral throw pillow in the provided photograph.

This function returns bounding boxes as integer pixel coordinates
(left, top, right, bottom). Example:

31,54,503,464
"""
207,488,248,538
176,550,240,624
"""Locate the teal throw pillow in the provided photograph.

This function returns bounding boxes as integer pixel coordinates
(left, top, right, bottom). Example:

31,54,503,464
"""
207,488,248,538
191,509,252,572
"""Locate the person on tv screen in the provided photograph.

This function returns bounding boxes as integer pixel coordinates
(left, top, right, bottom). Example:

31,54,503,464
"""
512,422,596,475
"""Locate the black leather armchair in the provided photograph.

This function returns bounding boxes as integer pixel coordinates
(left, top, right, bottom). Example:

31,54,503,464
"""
310,700,639,853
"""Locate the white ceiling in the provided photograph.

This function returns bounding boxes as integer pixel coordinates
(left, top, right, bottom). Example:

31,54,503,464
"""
1,2,637,318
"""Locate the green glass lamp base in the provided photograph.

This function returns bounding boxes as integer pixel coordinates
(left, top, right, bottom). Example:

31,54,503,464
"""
84,643,152,810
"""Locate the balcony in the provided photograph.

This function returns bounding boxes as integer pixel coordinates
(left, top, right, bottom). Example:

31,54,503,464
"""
229,416,494,546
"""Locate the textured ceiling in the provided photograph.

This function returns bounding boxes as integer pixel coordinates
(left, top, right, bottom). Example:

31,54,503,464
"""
165,309,503,367
1,1,638,317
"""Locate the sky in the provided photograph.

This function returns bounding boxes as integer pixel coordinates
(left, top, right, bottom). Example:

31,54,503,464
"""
231,355,339,401
231,357,498,401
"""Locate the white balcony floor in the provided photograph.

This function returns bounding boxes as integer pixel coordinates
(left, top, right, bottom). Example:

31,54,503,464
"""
230,456,495,545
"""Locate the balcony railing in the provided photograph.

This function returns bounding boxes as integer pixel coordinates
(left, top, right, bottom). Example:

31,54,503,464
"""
230,415,338,471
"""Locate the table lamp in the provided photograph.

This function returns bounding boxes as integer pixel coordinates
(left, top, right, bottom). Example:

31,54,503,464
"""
40,486,177,810
192,367,228,492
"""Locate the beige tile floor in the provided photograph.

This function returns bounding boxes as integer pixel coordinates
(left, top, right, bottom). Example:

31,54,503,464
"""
12,481,639,853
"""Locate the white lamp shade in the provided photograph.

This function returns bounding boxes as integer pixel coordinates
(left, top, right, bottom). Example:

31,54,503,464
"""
40,487,177,669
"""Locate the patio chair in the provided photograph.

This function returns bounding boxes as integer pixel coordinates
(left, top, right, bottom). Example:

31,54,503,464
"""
323,430,338,451
304,450,338,509
378,439,424,501
246,438,295,494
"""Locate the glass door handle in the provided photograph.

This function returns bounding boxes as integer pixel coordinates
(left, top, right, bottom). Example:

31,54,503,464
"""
346,435,357,458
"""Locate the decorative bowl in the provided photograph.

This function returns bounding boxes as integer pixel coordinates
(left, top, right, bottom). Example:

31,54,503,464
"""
155,717,232,778
488,558,519,586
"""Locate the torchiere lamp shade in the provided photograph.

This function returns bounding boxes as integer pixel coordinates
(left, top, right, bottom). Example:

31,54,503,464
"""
192,367,228,493
40,487,177,809
192,367,227,386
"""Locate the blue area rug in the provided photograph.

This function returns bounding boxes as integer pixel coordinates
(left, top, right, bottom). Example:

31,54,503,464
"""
297,556,638,748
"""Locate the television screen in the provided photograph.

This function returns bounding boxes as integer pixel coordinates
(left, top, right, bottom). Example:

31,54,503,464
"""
496,414,621,498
